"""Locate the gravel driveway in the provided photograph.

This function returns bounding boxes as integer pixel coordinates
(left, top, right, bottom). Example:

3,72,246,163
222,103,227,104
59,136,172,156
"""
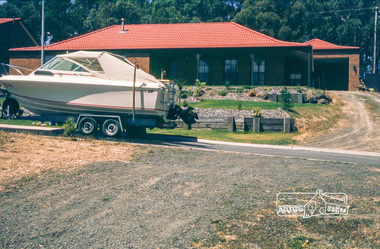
301,92,380,153
1,147,378,248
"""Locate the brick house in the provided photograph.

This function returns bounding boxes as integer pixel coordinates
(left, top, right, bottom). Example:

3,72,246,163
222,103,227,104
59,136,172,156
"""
305,38,360,90
0,18,38,66
8,22,359,90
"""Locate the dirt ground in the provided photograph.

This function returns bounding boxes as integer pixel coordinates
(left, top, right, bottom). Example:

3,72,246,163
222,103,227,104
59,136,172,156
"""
0,147,378,248
299,92,380,153
0,132,141,191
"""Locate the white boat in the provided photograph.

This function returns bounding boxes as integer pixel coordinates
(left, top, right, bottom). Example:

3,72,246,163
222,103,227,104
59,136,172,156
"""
0,51,197,126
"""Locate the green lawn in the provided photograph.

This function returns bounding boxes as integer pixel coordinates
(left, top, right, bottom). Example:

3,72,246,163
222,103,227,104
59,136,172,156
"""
0,119,61,127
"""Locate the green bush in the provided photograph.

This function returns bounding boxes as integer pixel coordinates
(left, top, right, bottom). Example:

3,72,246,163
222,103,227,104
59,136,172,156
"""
236,87,244,94
194,79,206,97
224,80,230,89
218,90,228,96
175,80,184,92
296,84,303,93
63,117,77,138
279,86,294,110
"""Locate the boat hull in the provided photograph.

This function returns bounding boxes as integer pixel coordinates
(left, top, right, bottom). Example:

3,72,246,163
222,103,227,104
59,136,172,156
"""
0,76,169,117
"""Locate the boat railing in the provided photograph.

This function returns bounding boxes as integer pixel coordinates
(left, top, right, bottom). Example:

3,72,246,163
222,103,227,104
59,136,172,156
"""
1,63,34,76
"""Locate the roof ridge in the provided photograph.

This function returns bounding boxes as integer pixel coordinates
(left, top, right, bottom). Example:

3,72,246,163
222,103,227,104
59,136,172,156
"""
230,22,303,45
305,38,359,50
45,25,117,49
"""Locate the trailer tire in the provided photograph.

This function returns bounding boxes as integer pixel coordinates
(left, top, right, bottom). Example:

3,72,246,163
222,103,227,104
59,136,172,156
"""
102,119,121,137
79,117,97,135
2,98,20,116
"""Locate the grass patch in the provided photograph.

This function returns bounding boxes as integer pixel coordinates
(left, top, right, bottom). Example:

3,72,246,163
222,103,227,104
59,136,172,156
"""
149,129,297,145
290,93,344,132
0,119,61,127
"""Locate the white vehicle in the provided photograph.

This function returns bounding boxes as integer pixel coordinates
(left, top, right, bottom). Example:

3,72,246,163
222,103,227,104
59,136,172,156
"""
0,51,197,137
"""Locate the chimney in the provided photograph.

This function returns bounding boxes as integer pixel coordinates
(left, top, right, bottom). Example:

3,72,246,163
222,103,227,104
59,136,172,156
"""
119,18,127,33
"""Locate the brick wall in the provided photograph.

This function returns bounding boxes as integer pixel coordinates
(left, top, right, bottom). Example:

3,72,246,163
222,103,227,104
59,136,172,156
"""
126,56,150,73
313,51,360,91
9,56,40,75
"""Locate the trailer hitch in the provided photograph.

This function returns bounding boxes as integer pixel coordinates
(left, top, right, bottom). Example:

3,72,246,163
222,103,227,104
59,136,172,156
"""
167,105,198,125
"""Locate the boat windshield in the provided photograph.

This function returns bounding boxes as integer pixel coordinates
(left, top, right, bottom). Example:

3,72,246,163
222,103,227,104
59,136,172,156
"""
41,57,89,72
70,58,105,73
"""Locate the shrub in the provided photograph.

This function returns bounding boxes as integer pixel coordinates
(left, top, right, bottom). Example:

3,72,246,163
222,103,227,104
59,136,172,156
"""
175,80,184,92
247,90,256,97
236,87,244,94
296,84,303,93
194,79,206,97
279,86,294,110
369,88,375,92
251,107,262,117
63,117,77,138
224,80,230,89
218,90,228,96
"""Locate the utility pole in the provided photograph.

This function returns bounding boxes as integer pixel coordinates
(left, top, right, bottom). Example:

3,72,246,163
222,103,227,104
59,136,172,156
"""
373,7,378,74
41,0,45,66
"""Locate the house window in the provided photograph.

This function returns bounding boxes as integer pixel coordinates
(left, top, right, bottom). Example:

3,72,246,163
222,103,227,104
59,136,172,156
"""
198,60,210,84
253,57,265,85
225,59,238,85
290,73,302,85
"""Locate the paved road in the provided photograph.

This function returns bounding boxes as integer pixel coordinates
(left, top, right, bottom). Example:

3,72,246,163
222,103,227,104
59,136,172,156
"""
137,134,380,166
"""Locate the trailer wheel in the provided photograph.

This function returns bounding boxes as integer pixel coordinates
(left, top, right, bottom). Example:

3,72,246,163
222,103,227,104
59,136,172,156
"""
2,98,20,116
79,117,97,135
102,119,120,137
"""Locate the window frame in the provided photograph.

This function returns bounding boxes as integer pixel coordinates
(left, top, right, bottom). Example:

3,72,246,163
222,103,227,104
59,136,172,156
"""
198,59,211,84
224,58,238,85
252,57,265,86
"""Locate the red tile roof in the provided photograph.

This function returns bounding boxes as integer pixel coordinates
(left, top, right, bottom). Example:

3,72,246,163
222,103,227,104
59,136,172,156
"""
11,22,310,51
305,38,359,50
0,18,21,24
